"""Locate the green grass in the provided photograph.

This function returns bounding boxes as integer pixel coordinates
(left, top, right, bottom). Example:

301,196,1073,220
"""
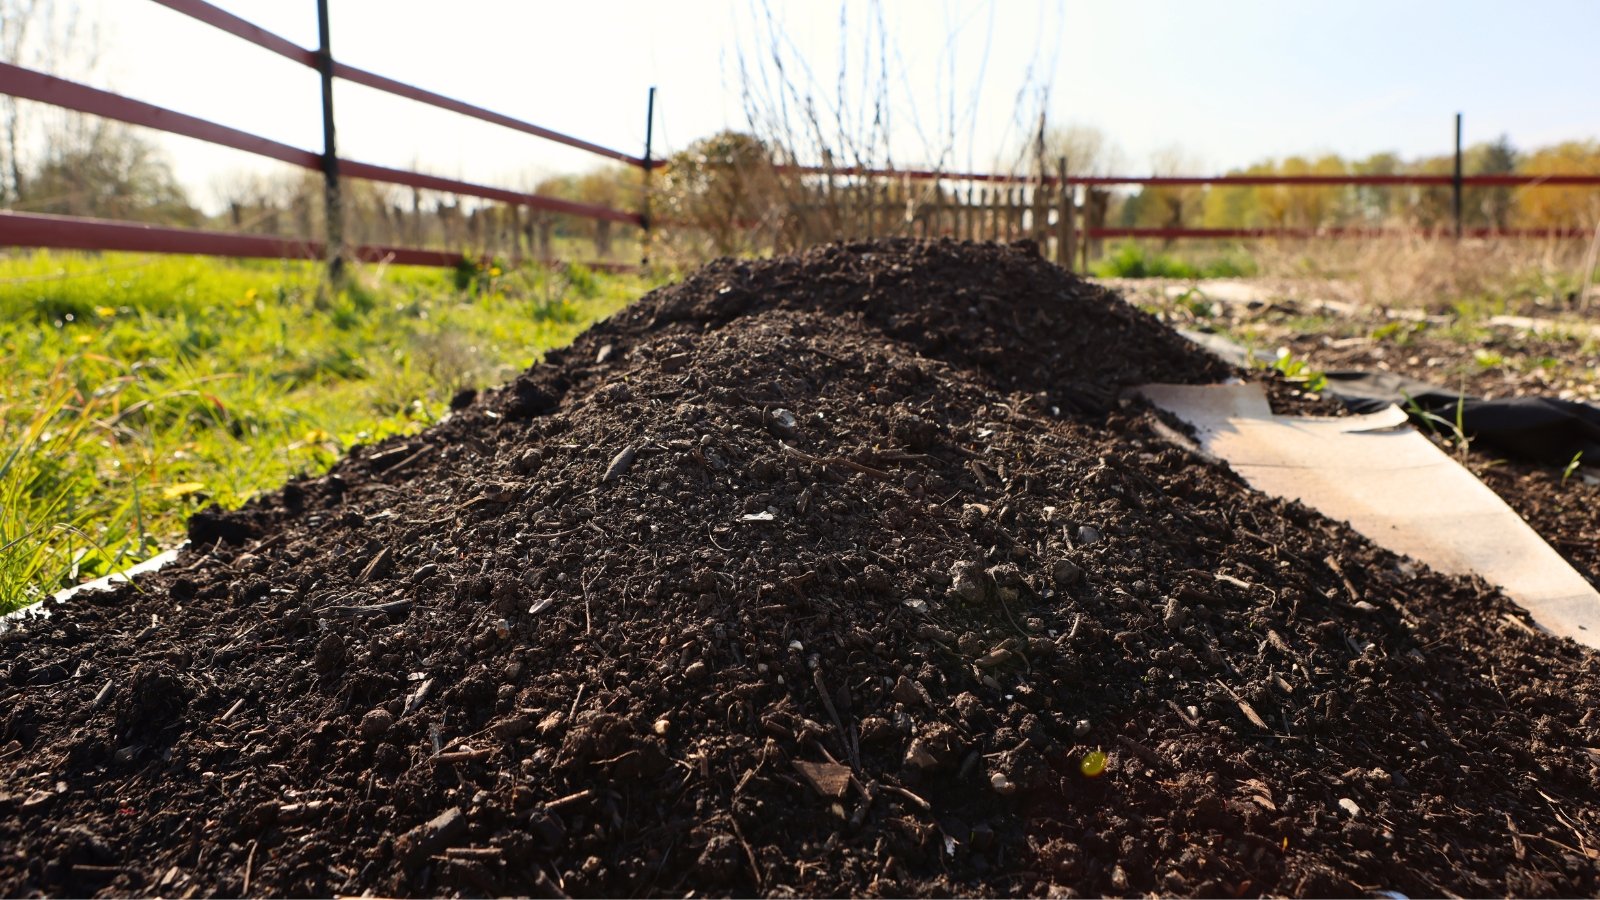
1091,242,1258,280
0,251,658,612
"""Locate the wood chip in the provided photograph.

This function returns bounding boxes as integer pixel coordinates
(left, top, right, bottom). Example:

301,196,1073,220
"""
603,445,636,482
1215,679,1269,729
322,599,412,619
793,759,853,799
358,547,392,582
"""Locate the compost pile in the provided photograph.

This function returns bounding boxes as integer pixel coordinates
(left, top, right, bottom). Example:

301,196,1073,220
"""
3,240,1598,898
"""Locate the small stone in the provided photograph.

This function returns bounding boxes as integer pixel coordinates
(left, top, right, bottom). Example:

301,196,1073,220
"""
684,660,710,681
989,771,1017,796
768,408,799,437
653,717,672,737
1052,558,1083,586
358,708,394,740
412,562,440,582
1163,596,1187,627
1077,525,1102,546
1074,719,1092,738
892,676,928,707
904,737,940,771
949,561,990,603
1338,797,1361,818
514,449,542,474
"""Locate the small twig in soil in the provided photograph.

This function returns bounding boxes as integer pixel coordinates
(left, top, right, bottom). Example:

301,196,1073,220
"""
810,664,858,770
545,788,594,810
778,443,895,480
1214,679,1269,730
729,814,765,890
434,748,492,764
580,573,595,635
320,599,412,619
441,847,502,861
381,444,435,477
883,783,932,811
219,697,246,723
1322,554,1362,603
242,839,257,896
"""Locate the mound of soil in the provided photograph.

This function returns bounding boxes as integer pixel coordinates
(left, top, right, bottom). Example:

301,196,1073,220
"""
3,240,1597,898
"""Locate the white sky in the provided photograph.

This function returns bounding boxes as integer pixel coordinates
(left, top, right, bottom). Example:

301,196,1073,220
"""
52,0,1600,211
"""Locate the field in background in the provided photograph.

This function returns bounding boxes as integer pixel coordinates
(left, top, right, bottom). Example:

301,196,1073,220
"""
1093,234,1599,313
0,251,657,611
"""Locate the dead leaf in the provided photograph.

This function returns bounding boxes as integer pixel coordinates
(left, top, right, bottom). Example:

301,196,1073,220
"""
1238,778,1276,811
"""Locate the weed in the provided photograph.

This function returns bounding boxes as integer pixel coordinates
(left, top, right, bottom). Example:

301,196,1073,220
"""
1474,349,1506,369
1266,347,1327,393
1562,451,1584,487
1402,390,1473,460
1091,241,1260,280
1371,320,1424,344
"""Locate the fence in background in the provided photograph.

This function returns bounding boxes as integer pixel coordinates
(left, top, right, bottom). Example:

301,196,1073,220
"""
0,0,658,275
775,156,1600,272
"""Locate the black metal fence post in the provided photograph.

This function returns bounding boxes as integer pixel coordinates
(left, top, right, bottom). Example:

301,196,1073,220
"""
641,85,656,267
316,0,344,282
1452,112,1463,240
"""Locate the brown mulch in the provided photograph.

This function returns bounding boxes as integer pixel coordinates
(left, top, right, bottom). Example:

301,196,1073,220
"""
2,239,1597,898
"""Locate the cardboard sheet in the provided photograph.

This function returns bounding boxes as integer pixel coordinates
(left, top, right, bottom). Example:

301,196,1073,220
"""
1140,382,1600,649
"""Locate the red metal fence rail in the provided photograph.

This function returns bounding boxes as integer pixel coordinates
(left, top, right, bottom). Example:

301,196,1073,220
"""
0,0,656,272
2,1,1595,272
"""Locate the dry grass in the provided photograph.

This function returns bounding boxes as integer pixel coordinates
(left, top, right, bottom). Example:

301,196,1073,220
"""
1245,233,1596,314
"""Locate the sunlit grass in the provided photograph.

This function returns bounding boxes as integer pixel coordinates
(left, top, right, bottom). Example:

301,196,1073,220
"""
0,251,656,612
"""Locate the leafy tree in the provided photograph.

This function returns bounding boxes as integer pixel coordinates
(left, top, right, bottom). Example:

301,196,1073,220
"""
1515,140,1600,229
1466,135,1517,230
21,122,199,226
656,131,780,256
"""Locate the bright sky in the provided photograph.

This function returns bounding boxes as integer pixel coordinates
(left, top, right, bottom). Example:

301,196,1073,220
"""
61,0,1600,211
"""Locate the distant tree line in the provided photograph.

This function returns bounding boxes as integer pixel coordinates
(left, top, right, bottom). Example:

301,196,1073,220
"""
1111,138,1600,233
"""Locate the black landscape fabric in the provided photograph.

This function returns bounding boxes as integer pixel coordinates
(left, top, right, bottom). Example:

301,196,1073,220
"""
1322,369,1600,466
2,240,1597,898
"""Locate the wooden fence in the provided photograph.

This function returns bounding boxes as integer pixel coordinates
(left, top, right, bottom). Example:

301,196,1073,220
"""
777,159,1600,272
